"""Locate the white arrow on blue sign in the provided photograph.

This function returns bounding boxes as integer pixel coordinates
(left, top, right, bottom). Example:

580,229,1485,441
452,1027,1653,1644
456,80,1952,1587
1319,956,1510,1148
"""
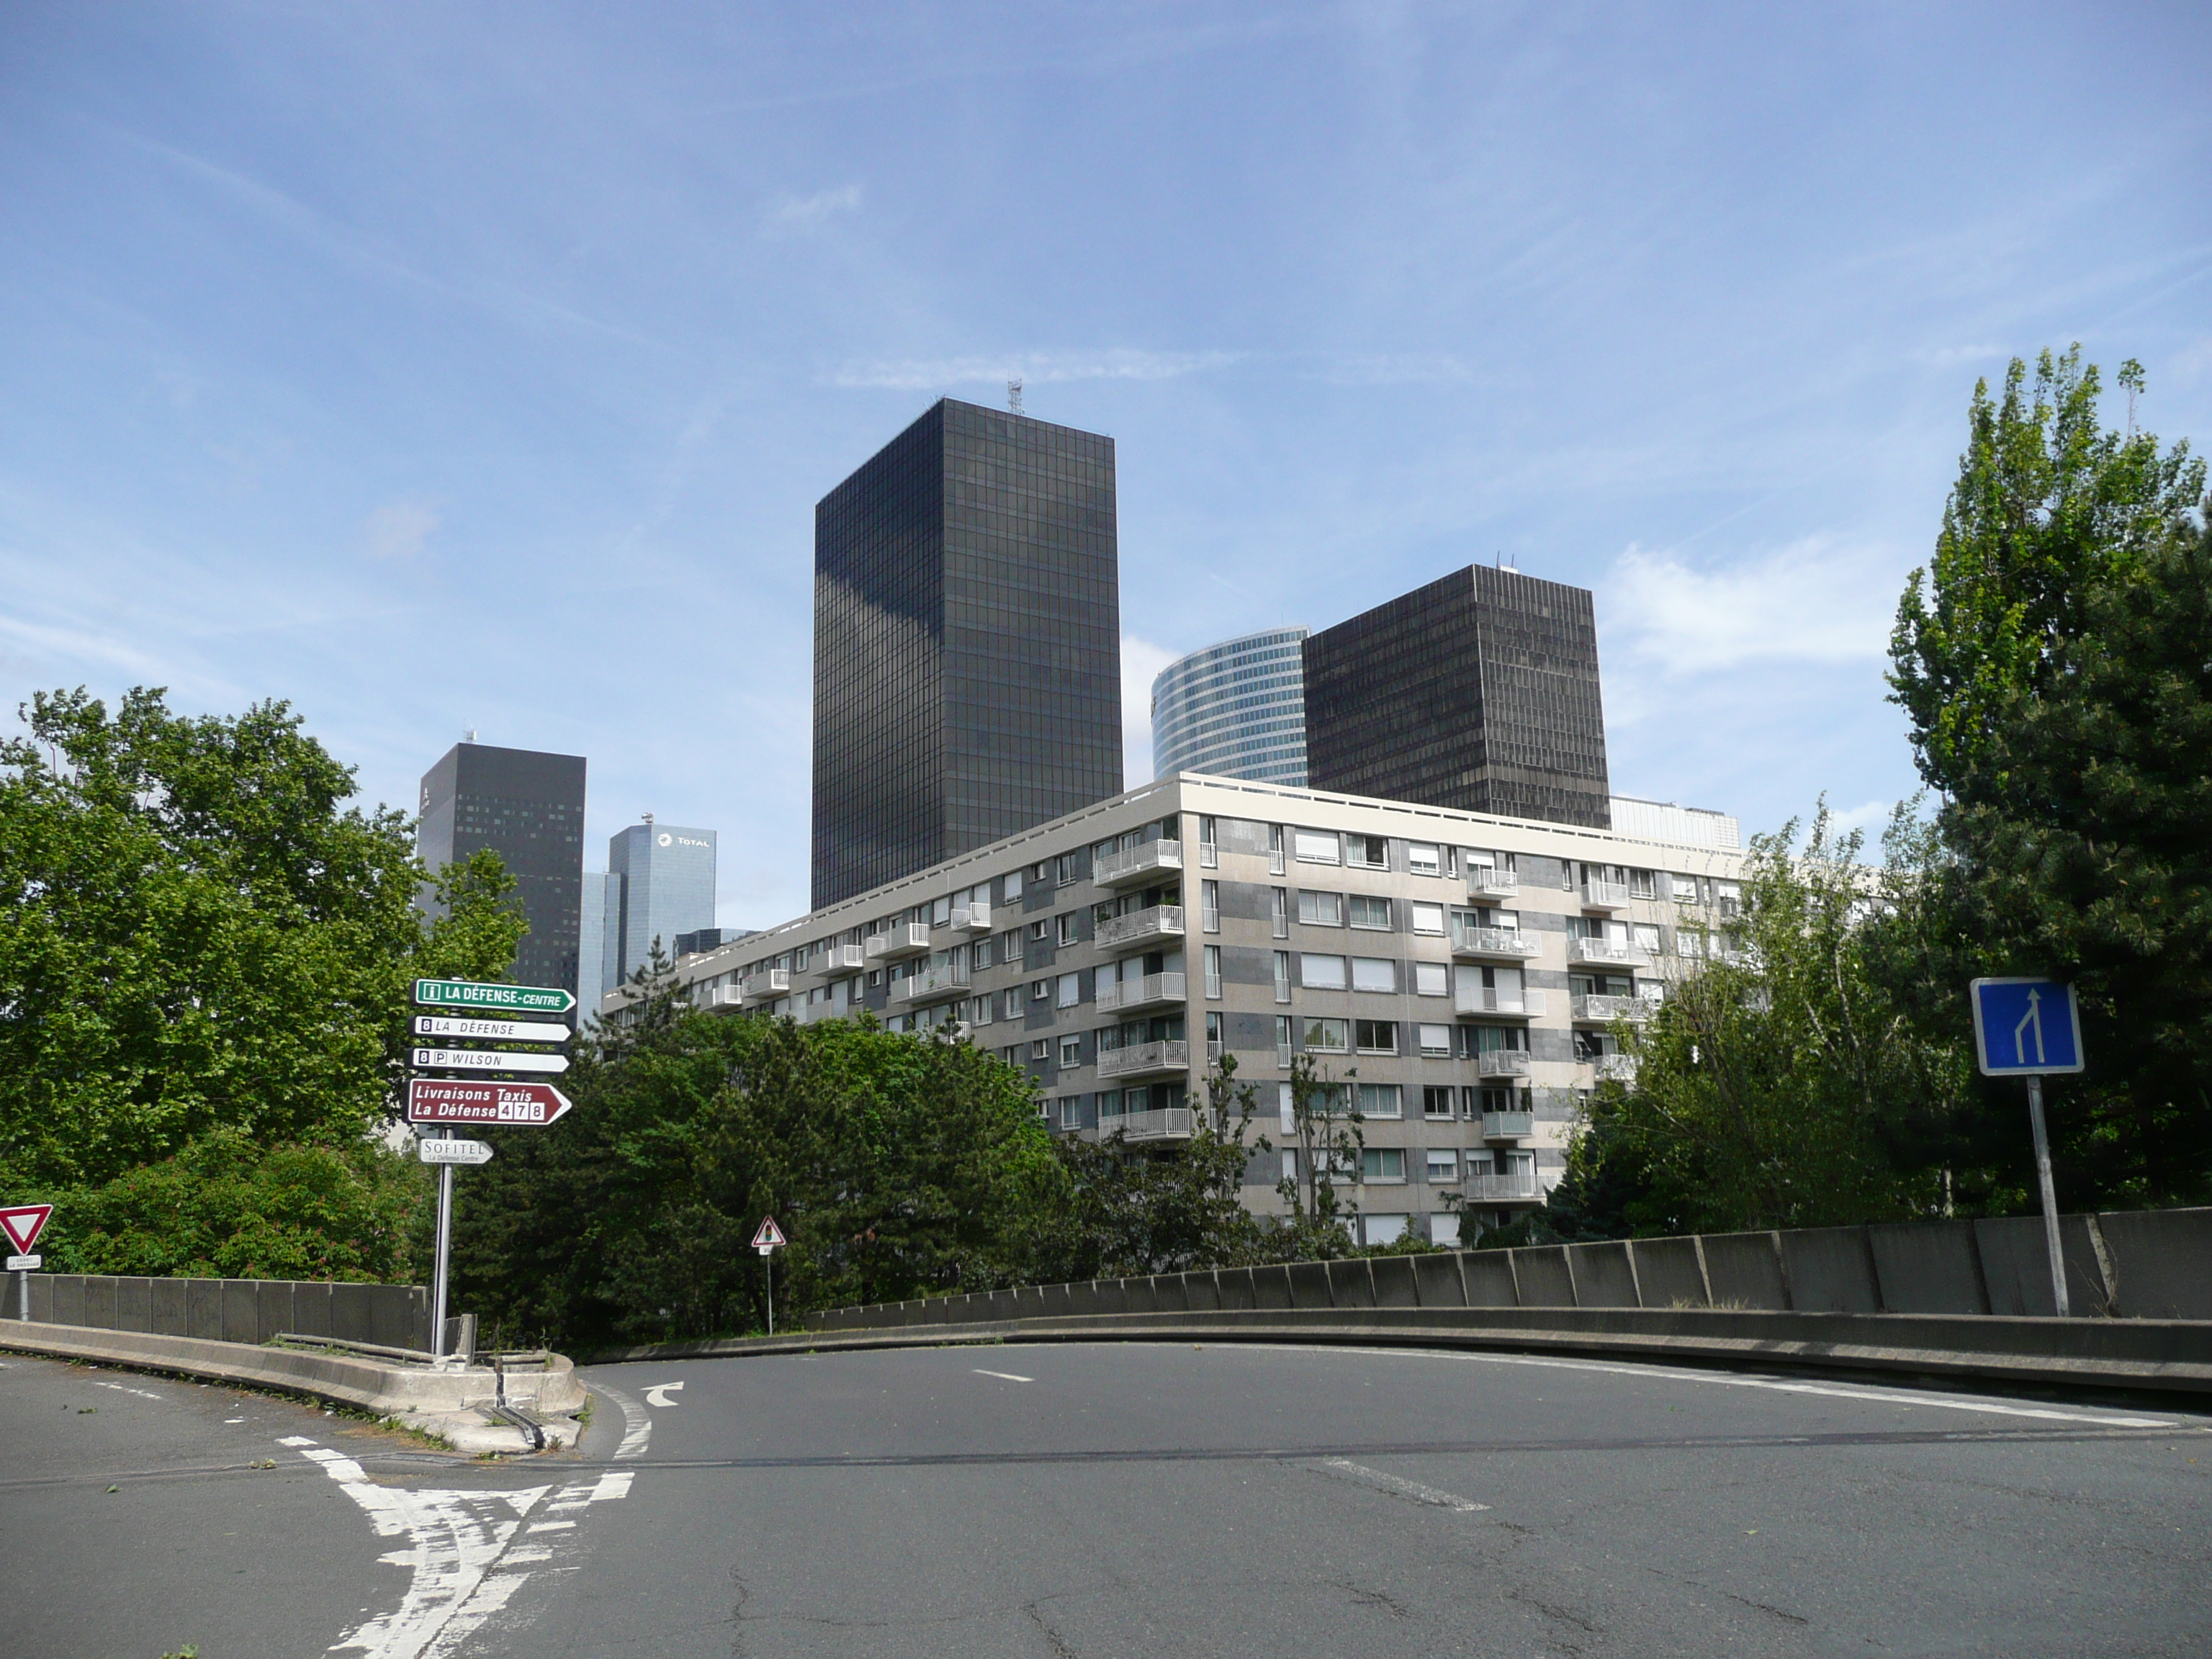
1969,977,2085,1076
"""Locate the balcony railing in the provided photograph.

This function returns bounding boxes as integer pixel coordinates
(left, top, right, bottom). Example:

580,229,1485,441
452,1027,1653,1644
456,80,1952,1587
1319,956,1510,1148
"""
1480,1109,1535,1140
866,923,931,961
1206,1039,1224,1065
1097,1038,1191,1079
1594,1053,1640,1084
1475,1050,1532,1079
1201,907,1220,932
945,901,992,934
1581,879,1632,912
1198,843,1219,868
1568,937,1647,968
1466,868,1519,901
1094,971,1185,1012
1093,1106,1194,1143
895,961,970,1003
1095,839,1182,887
1268,849,1287,876
1452,925,1542,961
1096,905,1185,951
819,943,866,972
1465,1169,1541,1202
705,984,746,1011
741,968,789,1004
1572,993,1660,1023
1455,986,1547,1018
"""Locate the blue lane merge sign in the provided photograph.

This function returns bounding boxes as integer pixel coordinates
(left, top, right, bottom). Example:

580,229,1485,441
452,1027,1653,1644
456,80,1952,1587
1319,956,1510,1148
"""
1969,977,2085,1076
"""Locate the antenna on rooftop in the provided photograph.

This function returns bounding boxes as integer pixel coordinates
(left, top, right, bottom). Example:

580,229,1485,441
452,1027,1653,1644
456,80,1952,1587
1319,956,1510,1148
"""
1007,378,1024,415
464,726,477,743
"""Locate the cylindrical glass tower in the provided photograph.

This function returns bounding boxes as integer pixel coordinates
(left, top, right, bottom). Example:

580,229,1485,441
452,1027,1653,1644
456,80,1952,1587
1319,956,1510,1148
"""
1151,628,1309,786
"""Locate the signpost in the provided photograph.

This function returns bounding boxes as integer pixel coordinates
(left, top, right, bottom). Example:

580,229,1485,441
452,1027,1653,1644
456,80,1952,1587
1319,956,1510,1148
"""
3,1205,53,1322
406,981,577,1354
753,1217,786,1336
1970,976,2087,1317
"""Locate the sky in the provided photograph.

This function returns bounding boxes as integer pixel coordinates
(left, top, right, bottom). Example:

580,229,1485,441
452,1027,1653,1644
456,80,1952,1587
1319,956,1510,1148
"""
3,2,2208,931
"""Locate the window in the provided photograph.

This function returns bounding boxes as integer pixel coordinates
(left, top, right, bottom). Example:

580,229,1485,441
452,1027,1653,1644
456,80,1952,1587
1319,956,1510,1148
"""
1635,923,1662,953
1003,870,1023,900
967,995,994,1027
1413,961,1448,997
1358,1083,1403,1119
1410,902,1445,936
1347,833,1388,870
1293,830,1340,865
1029,919,1050,941
1349,895,1392,930
1060,1098,1082,1130
1426,1148,1460,1182
1273,950,1292,1002
1030,979,1050,1002
1352,957,1397,993
1302,1016,1349,1053
1300,953,1347,990
932,896,950,926
1418,1022,1452,1056
1355,1020,1398,1055
1276,1014,1294,1067
1059,1035,1083,1067
1056,973,1080,1009
1205,1010,1224,1047
1277,1079,1295,1130
1201,879,1220,932
1359,1147,1406,1181
1271,888,1290,937
1280,1149,1298,1183
1297,890,1343,926
1205,944,1223,999
1097,1089,1124,1118
868,969,884,987
1407,842,1441,877
1001,988,1022,1020
1000,929,1024,963
1056,912,1079,946
1630,869,1655,899
1422,1084,1457,1120
1056,851,1081,884
1029,1039,1050,1061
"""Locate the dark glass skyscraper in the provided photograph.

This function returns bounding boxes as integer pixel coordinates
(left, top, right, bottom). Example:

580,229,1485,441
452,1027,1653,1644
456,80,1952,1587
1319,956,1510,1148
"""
417,742,588,992
811,398,1123,908
1303,565,1611,828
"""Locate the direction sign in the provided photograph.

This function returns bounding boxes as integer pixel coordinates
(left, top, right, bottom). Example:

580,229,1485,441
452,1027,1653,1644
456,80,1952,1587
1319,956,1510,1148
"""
6,1255,40,1272
418,1138,495,1166
413,979,577,1016
407,1078,575,1127
752,1216,786,1250
1970,978,2085,1076
411,1046,570,1075
0,1205,53,1254
413,1015,572,1045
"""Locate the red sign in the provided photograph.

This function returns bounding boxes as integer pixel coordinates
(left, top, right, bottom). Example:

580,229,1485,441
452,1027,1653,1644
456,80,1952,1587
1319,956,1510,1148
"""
407,1079,575,1128
752,1216,786,1249
1,1205,53,1253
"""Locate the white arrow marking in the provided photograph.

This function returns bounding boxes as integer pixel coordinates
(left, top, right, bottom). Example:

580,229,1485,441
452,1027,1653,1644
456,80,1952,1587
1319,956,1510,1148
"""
2015,987,2046,1066
644,1381,684,1408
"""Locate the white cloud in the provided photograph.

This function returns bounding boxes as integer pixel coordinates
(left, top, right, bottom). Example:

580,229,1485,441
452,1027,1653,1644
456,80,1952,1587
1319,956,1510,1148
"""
1827,798,1894,832
1601,537,1905,679
362,497,441,560
1120,634,1178,785
765,184,863,234
826,349,1238,391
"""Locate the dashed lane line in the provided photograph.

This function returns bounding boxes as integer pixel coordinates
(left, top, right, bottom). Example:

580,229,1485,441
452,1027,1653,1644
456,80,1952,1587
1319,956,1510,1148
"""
1318,1457,1488,1512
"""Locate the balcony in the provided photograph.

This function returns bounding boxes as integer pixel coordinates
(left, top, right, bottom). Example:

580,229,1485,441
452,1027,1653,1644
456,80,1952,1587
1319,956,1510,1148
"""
944,901,992,934
741,968,789,1004
1092,1105,1194,1143
1452,925,1542,961
1466,868,1519,902
703,984,746,1012
1094,971,1186,1013
1593,1053,1640,1084
1096,905,1186,953
1475,1050,1532,1079
1572,993,1659,1024
892,961,971,1004
1581,879,1633,912
1455,986,1547,1018
1465,1169,1541,1202
866,923,931,962
1481,1109,1535,1141
1568,936,1647,968
1095,839,1182,887
1097,1038,1190,1080
818,943,866,973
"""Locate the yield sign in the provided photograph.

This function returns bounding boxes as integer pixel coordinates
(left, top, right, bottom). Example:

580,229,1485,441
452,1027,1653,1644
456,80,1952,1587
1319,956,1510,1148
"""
1,1205,53,1253
752,1216,786,1250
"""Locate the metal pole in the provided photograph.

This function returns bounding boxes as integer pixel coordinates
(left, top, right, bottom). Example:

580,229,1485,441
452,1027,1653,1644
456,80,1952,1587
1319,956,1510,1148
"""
16,1268,25,1323
2026,1074,2069,1318
766,1254,774,1337
432,1160,455,1357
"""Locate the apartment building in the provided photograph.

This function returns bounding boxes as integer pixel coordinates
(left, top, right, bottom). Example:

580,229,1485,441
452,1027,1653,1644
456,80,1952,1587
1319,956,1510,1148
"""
610,774,1743,1248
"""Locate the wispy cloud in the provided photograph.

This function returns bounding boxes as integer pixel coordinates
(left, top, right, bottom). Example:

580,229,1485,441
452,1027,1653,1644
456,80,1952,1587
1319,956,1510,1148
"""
362,497,441,560
826,349,1238,390
1309,353,1476,386
1120,634,1178,784
765,183,863,235
1601,537,1906,679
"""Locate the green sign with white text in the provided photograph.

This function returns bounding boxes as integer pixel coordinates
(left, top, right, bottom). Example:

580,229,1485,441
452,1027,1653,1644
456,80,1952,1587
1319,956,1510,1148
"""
413,978,577,1015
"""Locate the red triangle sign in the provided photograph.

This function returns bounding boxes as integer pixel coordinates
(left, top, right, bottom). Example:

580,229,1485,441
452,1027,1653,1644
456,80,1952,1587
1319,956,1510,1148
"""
752,1216,786,1249
1,1205,53,1253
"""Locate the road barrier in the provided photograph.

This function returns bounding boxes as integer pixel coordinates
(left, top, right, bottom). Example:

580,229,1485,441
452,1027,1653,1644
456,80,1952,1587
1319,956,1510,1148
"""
7,1272,431,1351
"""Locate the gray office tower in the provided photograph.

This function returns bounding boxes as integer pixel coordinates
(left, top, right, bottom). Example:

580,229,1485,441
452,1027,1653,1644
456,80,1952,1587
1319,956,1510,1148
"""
811,397,1123,908
1303,566,1612,828
417,743,587,993
607,819,717,984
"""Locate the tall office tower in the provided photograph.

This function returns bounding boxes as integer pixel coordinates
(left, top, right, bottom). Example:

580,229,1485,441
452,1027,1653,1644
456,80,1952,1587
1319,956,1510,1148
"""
607,818,718,983
811,397,1123,908
417,743,588,992
1304,565,1612,828
577,870,621,1008
1151,627,1309,786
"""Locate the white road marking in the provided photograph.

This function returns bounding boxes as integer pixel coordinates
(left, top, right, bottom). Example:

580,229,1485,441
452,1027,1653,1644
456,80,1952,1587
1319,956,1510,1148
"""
1238,1344,2177,1429
94,1380,165,1401
643,1380,684,1408
974,1369,1034,1383
1318,1457,1488,1511
590,1381,653,1460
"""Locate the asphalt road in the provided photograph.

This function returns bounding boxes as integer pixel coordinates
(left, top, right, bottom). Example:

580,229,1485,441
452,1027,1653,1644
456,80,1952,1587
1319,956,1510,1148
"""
4,1340,2208,1657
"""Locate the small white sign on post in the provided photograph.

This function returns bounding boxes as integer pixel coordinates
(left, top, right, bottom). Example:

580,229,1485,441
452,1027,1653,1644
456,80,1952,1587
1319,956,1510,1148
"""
418,1138,495,1166
6,1254,40,1272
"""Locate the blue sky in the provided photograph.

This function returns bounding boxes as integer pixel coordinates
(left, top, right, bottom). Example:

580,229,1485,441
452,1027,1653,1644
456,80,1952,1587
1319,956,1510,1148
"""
4,2,2208,930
